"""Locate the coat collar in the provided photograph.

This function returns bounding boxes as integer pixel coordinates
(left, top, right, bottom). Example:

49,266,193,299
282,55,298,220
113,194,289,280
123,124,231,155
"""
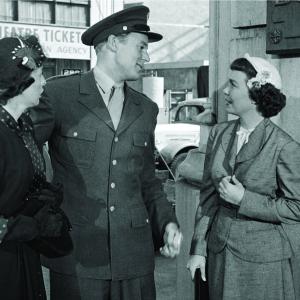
236,118,268,163
77,71,143,133
221,118,269,170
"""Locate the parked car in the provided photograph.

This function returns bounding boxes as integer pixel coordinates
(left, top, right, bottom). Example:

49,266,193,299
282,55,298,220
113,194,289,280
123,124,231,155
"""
155,98,215,178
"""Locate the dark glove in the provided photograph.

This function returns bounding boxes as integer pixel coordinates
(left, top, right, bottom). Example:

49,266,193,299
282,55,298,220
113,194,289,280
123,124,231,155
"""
30,182,63,209
4,215,39,242
34,205,64,237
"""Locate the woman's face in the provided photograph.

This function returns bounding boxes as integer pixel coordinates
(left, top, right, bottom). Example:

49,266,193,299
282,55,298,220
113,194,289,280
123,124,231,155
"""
223,70,255,117
21,67,46,108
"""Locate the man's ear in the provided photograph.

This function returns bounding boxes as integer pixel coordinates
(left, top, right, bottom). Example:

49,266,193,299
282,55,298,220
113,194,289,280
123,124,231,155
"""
106,35,118,52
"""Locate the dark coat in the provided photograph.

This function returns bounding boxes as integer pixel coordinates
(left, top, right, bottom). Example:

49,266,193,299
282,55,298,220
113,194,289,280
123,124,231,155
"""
190,119,300,298
31,71,177,280
0,122,46,300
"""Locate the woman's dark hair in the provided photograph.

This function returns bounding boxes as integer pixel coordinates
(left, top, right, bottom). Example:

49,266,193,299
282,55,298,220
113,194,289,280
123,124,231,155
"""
0,35,46,105
230,58,286,118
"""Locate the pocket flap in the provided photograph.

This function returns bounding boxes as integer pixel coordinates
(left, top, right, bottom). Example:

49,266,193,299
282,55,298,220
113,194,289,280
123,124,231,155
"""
61,126,96,141
133,133,148,147
131,207,150,228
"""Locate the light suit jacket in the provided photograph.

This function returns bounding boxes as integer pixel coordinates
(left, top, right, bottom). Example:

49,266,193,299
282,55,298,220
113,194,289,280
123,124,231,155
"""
30,71,177,280
190,119,300,273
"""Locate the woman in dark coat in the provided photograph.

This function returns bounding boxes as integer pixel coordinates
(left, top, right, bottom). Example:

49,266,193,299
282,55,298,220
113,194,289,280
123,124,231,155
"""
0,35,71,300
187,54,300,300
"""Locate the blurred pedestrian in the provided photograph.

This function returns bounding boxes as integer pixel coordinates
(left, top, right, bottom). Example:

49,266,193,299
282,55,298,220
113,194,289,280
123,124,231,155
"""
187,54,300,300
31,5,182,300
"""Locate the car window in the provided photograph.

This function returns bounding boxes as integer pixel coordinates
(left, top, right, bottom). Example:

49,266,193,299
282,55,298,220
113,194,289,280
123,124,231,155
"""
176,105,205,122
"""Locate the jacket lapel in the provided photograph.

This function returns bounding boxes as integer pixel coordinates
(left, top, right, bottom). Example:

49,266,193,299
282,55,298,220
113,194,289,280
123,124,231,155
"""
221,120,239,173
236,119,267,163
77,71,115,131
116,84,143,135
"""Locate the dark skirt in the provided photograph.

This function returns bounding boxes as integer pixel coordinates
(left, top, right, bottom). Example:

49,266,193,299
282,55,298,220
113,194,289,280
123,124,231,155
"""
0,241,46,300
208,247,295,300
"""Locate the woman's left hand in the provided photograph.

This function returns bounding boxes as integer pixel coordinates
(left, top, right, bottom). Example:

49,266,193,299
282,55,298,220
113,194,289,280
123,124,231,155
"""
219,175,245,206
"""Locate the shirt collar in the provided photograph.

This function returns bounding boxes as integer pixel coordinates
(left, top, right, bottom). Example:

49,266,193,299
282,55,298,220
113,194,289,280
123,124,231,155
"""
93,67,124,94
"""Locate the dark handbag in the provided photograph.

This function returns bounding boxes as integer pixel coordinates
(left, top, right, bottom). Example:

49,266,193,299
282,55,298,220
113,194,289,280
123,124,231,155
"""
23,183,73,258
27,212,73,258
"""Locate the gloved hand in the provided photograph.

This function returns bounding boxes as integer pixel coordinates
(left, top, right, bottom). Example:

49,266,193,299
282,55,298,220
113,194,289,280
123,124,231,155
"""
29,182,63,210
34,205,64,237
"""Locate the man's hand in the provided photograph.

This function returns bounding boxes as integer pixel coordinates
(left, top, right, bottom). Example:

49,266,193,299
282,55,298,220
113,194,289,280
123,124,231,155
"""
219,175,245,206
160,222,183,258
187,255,206,281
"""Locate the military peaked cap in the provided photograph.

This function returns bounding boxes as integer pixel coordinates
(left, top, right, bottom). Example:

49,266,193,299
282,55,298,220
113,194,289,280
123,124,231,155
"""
81,5,162,46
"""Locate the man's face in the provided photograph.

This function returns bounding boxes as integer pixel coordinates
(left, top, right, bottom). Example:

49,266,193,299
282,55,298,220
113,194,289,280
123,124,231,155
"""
115,32,150,81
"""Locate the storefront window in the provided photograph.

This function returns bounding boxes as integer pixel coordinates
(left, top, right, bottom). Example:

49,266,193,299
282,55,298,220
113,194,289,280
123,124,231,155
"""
0,0,14,21
56,3,88,27
19,0,52,24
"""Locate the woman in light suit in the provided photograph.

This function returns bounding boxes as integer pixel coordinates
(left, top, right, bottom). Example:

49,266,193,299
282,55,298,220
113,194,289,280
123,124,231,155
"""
187,54,300,300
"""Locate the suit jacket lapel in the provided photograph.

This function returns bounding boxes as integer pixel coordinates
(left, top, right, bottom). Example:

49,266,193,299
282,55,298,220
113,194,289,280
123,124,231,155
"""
116,84,143,135
236,119,267,163
221,120,239,173
78,71,115,131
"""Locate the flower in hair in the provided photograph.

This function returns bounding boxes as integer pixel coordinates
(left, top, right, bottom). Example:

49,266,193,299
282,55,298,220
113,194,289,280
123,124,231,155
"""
247,70,271,89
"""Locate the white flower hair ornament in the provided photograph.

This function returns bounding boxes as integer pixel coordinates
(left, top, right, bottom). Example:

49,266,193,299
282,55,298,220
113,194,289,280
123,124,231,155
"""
244,53,282,90
246,70,271,89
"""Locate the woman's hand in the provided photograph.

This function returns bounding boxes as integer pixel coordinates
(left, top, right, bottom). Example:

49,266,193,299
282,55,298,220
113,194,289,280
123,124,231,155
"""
219,175,245,206
187,255,206,281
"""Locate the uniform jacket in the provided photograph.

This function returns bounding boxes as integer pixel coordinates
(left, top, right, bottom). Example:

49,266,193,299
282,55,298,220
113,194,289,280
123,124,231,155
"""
190,119,300,265
31,70,177,280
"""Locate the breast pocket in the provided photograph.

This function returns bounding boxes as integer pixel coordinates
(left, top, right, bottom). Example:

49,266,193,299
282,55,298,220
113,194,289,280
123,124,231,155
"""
128,133,149,173
57,126,97,168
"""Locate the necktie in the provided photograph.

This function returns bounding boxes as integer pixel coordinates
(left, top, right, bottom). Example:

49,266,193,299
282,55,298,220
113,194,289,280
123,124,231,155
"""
107,85,124,130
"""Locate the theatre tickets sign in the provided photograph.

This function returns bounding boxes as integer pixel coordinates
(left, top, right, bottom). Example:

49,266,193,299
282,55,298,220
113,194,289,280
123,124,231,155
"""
0,22,91,60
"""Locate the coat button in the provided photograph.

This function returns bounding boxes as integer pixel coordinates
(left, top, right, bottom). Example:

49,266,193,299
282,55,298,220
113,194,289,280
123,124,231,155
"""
114,136,119,142
112,160,117,165
146,218,149,223
109,206,115,212
111,182,116,189
2,224,6,228
73,132,78,137
144,142,147,146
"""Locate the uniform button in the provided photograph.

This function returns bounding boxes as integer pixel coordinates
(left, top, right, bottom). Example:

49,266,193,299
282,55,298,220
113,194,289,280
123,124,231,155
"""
0,239,2,243
146,218,149,223
114,136,119,142
109,206,115,212
2,224,6,228
73,132,78,137
0,230,2,234
144,142,147,146
112,160,117,165
111,182,116,189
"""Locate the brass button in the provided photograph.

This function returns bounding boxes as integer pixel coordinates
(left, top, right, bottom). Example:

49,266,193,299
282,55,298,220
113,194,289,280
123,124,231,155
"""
109,206,115,212
112,160,117,165
73,132,78,137
144,142,147,146
111,182,116,189
114,137,119,142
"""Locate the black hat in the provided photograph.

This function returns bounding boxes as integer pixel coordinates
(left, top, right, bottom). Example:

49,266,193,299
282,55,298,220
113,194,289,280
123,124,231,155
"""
0,36,45,89
81,5,162,46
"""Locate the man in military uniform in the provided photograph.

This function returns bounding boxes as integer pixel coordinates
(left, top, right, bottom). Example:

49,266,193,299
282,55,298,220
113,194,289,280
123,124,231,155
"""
31,5,182,300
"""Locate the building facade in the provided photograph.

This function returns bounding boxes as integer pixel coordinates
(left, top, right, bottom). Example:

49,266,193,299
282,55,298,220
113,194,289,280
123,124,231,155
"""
0,0,91,78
